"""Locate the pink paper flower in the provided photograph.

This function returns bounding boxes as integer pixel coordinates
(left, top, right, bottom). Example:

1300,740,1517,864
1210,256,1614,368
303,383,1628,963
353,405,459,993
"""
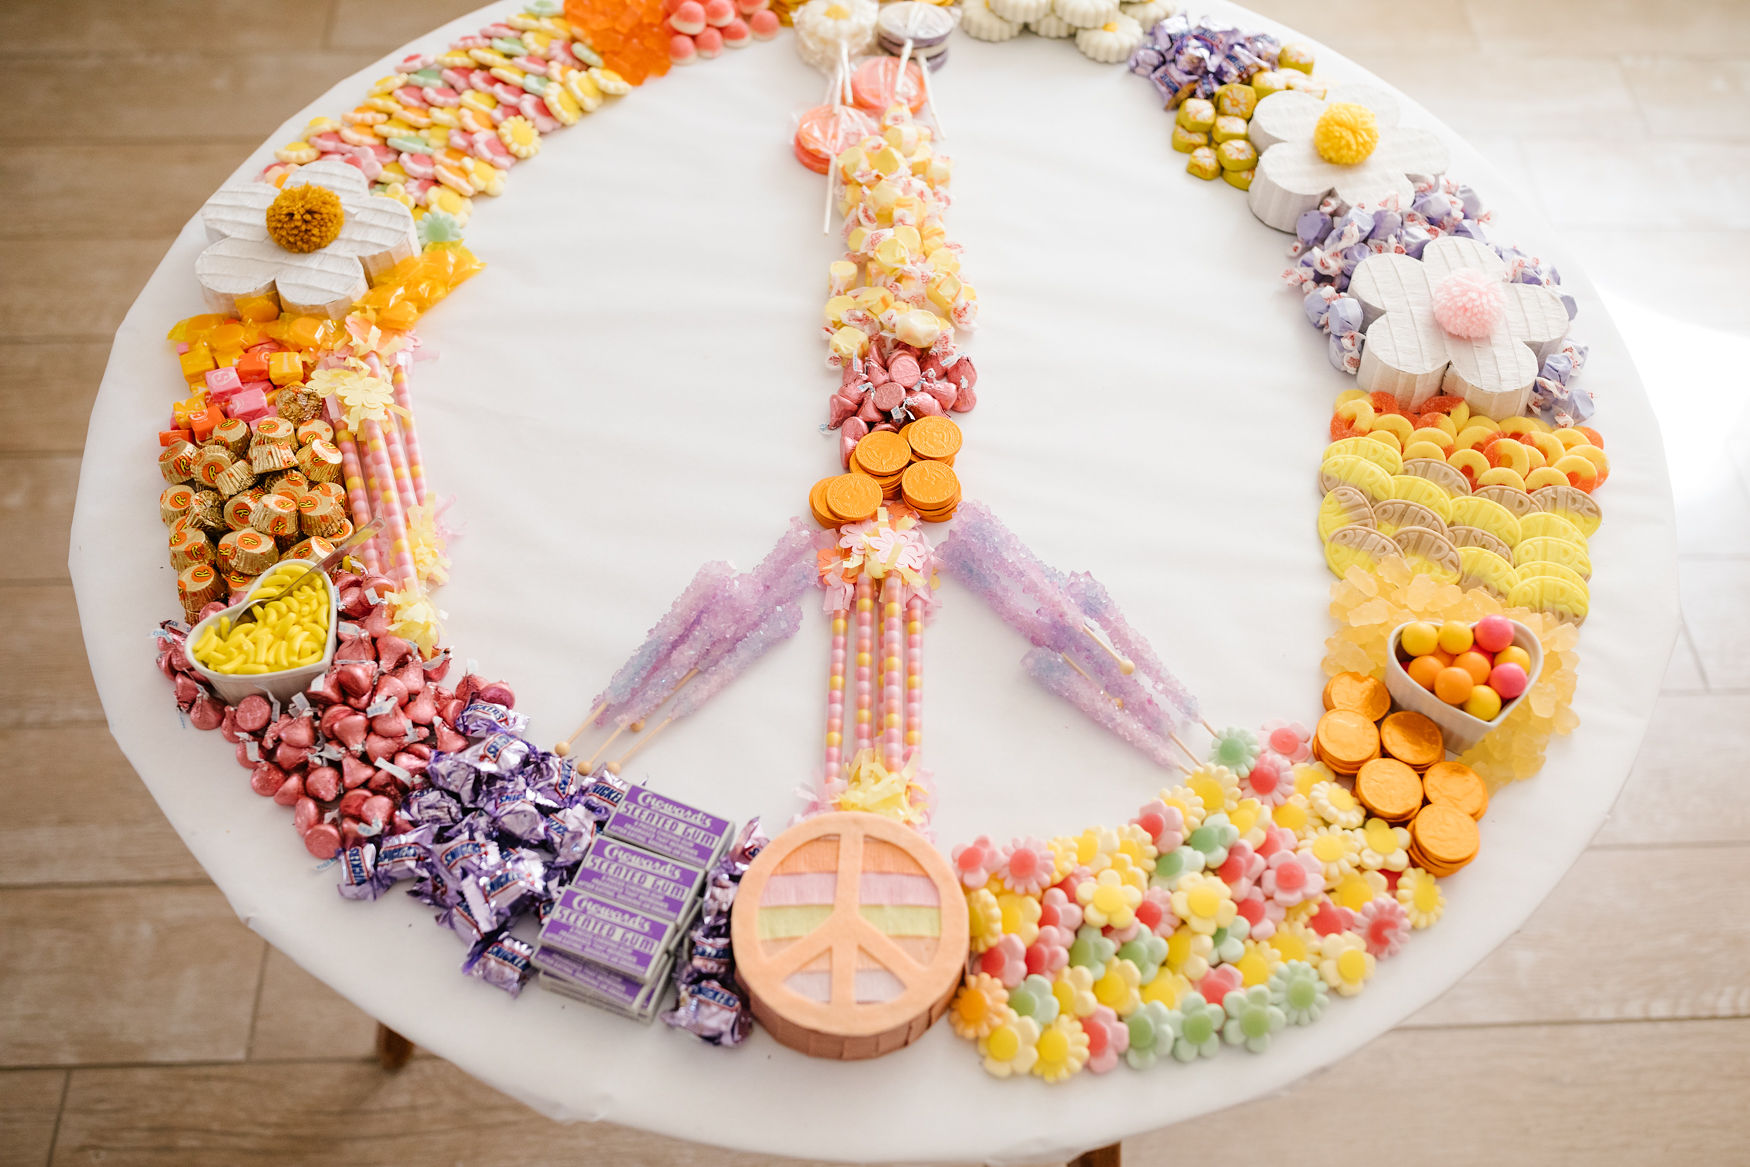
1025,924,1072,978
998,836,1056,896
1356,897,1409,958
952,834,1000,890
1081,1004,1130,1074
1261,849,1323,908
978,933,1027,987
1217,840,1266,900
1132,799,1186,854
1260,720,1311,763
1134,886,1179,938
1039,885,1084,934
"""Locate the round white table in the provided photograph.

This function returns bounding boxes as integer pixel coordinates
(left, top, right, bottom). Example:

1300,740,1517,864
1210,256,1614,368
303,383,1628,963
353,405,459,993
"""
71,3,1680,1162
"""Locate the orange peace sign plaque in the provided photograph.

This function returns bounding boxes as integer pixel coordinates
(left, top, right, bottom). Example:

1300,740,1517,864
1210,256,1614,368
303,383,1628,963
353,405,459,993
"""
732,811,969,1060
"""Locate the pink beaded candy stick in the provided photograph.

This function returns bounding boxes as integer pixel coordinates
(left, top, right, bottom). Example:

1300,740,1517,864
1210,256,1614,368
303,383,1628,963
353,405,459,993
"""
881,576,904,772
904,595,923,758
360,355,419,522
388,358,429,507
854,577,874,755
325,409,381,575
823,604,849,792
360,417,416,587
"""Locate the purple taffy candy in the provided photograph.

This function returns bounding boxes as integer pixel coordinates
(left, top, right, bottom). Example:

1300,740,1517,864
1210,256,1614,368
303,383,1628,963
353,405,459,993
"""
1328,296,1363,334
1369,209,1403,240
1296,209,1330,248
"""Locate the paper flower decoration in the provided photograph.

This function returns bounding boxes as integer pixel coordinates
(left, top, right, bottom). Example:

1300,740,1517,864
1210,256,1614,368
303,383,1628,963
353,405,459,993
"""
197,159,417,319
1349,235,1571,418
1246,83,1449,233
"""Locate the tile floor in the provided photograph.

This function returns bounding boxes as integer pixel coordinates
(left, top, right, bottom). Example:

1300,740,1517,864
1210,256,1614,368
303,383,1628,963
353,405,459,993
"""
1,0,1746,1163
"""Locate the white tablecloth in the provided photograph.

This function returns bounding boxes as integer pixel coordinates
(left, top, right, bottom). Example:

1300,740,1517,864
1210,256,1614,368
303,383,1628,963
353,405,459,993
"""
71,3,1680,1162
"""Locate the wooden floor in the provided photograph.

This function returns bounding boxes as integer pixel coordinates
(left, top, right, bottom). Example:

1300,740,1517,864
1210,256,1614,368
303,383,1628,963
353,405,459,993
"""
3,1,1748,1163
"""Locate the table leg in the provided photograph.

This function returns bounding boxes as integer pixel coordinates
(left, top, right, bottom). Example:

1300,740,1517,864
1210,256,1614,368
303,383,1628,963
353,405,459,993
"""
1068,1143,1121,1167
375,1022,415,1071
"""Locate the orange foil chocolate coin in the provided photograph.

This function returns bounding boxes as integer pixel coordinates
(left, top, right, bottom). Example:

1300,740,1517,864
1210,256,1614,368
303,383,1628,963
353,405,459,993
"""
1409,803,1480,872
1321,671,1391,721
823,473,882,524
901,459,959,511
1354,757,1424,823
1379,711,1444,769
1314,709,1380,772
853,430,911,477
809,477,839,528
1422,760,1489,820
905,415,963,462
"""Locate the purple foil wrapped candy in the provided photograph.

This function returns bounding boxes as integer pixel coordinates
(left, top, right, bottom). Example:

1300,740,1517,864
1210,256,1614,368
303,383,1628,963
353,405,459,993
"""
463,934,535,997
453,699,528,737
336,843,386,901
661,980,752,1047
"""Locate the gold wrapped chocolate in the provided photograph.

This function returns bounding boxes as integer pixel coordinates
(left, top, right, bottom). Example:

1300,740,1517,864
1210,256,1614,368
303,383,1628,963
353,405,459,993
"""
213,459,257,498
295,419,334,446
192,446,235,488
285,535,336,563
309,480,347,506
1170,125,1208,153
177,563,226,622
251,494,300,538
297,439,343,484
274,384,323,425
160,485,195,526
223,487,263,531
250,440,298,475
168,526,213,572
267,469,310,499
298,493,349,538
186,489,227,533
207,417,251,457
222,568,256,594
159,440,197,484
220,528,278,575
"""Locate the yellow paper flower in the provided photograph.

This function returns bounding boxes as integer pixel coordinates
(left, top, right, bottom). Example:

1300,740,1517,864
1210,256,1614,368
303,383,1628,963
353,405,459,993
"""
1076,868,1143,930
978,1013,1041,1078
383,585,445,657
967,886,1002,953
306,361,404,432
1318,930,1376,997
1031,1016,1090,1083
1397,867,1445,929
949,973,1009,1039
1093,958,1143,1015
1171,872,1236,936
404,502,451,587
1051,965,1099,1018
996,892,1042,947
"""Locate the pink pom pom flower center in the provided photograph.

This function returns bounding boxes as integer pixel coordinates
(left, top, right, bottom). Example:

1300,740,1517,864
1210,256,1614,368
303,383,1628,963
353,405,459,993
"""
1431,267,1506,339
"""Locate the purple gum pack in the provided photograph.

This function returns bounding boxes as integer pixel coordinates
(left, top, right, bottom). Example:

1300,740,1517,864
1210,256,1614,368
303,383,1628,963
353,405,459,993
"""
603,785,733,869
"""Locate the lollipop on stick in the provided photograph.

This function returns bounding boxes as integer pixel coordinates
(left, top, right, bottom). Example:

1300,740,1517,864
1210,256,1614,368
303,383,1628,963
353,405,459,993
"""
875,1,953,135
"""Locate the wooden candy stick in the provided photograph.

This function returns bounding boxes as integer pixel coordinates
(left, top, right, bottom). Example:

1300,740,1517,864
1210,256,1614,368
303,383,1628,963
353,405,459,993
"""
853,577,874,755
903,596,923,756
553,698,607,758
822,51,846,236
1082,622,1135,675
881,577,903,772
606,714,674,774
918,49,944,139
824,605,850,791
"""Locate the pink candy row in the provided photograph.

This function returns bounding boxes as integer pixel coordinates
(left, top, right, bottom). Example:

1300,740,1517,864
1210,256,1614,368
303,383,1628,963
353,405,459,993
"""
665,0,780,64
826,341,978,467
158,570,511,860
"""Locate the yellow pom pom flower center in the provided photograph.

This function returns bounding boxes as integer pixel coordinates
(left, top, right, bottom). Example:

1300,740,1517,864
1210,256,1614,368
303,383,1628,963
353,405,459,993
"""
265,184,345,253
1312,102,1379,165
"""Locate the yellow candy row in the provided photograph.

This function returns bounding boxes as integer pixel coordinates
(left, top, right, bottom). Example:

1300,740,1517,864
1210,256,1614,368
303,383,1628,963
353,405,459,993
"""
191,565,331,675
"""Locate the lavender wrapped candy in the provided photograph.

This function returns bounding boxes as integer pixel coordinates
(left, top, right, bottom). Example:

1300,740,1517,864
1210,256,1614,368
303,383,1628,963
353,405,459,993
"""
453,699,528,737
661,980,751,1047
336,843,387,901
463,935,535,997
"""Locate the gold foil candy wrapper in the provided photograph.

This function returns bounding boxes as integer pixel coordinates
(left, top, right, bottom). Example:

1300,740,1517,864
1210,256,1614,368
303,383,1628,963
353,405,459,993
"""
159,440,197,484
297,492,349,538
208,417,251,457
308,481,347,507
267,469,309,499
297,439,343,484
160,485,195,526
295,419,334,446
192,446,236,488
251,493,300,538
274,385,322,426
221,528,279,575
223,568,256,594
250,440,298,475
177,563,225,622
213,459,257,498
285,535,335,562
252,417,296,443
187,489,226,533
223,488,262,531
168,526,213,572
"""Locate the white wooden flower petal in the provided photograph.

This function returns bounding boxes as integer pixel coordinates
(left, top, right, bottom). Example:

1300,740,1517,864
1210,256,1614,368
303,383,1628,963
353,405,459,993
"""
1247,89,1324,152
1249,141,1343,231
1505,281,1572,353
1376,125,1449,183
195,156,417,319
1329,159,1414,216
1349,251,1429,323
1443,329,1542,418
1422,235,1505,282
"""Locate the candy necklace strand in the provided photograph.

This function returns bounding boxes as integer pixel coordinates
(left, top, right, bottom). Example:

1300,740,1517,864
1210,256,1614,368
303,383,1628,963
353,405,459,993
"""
853,577,875,754
903,596,923,755
824,604,849,788
881,575,904,772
